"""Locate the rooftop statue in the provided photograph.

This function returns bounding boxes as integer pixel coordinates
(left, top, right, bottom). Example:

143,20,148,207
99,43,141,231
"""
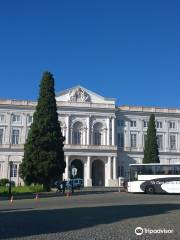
69,87,91,102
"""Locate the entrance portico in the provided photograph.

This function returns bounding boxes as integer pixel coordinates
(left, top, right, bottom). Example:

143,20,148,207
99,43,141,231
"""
63,153,118,187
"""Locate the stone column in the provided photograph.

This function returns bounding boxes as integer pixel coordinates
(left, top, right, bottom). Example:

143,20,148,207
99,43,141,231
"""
112,117,115,146
105,156,112,186
113,156,117,179
124,130,127,149
66,115,69,144
85,156,92,186
124,121,130,150
70,128,73,144
21,113,27,144
90,129,93,145
139,118,143,151
4,155,9,179
165,120,169,152
107,118,110,145
64,155,70,180
5,112,11,145
83,128,86,145
87,117,90,145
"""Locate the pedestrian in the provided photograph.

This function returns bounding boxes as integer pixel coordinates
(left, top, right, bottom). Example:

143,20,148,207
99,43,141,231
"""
55,179,61,194
62,179,66,195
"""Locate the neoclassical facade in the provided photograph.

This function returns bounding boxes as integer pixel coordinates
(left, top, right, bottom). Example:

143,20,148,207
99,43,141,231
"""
0,86,180,186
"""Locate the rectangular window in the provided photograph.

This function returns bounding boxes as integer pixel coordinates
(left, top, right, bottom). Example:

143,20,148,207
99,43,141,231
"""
94,132,101,145
10,163,18,178
143,121,148,128
157,135,163,149
170,135,176,150
0,129,3,144
131,134,137,148
12,114,20,123
28,115,33,123
118,133,124,147
73,131,81,145
0,114,5,122
12,129,20,144
117,119,124,127
130,121,136,127
156,121,162,128
169,121,176,129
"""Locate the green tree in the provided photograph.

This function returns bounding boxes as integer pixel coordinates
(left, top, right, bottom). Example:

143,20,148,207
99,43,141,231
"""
19,72,65,191
143,114,160,163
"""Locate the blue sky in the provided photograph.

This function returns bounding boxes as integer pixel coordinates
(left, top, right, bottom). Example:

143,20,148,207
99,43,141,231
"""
0,0,180,107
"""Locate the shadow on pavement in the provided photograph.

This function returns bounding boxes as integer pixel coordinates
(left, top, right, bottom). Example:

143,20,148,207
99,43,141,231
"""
0,203,180,239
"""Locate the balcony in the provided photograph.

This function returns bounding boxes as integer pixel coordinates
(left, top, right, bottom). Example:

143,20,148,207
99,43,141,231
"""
64,144,117,152
0,144,24,150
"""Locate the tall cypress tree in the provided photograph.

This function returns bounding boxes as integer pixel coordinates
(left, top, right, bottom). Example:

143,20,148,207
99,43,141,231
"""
19,72,65,191
143,114,160,163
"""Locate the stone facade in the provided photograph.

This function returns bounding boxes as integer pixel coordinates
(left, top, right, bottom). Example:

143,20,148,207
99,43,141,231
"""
0,86,180,186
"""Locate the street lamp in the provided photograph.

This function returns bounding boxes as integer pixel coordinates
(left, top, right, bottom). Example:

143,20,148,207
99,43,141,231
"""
9,161,13,198
71,166,77,194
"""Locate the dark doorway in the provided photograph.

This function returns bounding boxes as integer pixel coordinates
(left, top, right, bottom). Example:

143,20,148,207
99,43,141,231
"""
70,159,84,179
92,160,105,186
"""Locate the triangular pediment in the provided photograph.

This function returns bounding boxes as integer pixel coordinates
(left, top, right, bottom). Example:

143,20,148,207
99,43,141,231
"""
56,85,115,105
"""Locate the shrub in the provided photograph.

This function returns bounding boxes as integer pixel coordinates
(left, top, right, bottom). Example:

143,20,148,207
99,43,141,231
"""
29,184,43,193
0,178,9,186
0,186,8,194
0,184,44,195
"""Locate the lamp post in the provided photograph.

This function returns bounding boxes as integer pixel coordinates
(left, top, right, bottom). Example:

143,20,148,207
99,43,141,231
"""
71,167,77,194
9,161,13,198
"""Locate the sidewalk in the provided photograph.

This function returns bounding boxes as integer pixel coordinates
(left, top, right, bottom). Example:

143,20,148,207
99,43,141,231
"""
0,187,126,201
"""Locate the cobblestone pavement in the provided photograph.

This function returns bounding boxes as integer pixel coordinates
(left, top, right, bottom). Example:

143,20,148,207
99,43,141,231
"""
0,191,180,240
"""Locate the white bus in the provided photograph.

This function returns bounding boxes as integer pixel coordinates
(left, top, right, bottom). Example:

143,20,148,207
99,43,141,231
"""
128,163,180,194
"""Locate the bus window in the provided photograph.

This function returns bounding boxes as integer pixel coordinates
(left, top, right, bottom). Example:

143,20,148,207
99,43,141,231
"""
174,165,180,175
142,165,155,175
135,165,155,175
155,165,174,175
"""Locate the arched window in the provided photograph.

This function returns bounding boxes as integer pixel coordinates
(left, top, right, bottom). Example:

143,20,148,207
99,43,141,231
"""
93,122,103,145
72,122,83,145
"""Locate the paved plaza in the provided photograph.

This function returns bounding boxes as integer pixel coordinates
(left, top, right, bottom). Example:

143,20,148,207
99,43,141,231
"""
0,190,180,240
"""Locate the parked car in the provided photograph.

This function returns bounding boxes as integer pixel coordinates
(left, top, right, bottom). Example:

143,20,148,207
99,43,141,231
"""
55,178,84,192
66,178,84,190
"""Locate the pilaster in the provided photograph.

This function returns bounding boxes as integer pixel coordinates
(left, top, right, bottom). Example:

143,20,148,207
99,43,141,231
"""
112,117,115,145
85,156,92,186
106,118,110,145
63,155,70,180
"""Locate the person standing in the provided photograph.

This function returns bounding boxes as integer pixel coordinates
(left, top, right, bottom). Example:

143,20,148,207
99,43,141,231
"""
62,179,66,195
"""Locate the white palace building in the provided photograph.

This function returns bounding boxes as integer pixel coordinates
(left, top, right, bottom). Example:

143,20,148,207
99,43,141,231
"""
0,86,180,187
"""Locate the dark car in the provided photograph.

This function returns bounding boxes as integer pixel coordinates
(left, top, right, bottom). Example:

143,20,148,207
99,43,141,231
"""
66,178,84,190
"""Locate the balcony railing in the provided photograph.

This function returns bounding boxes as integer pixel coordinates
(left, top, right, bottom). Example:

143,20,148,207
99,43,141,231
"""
0,144,24,149
64,144,117,151
0,143,117,151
